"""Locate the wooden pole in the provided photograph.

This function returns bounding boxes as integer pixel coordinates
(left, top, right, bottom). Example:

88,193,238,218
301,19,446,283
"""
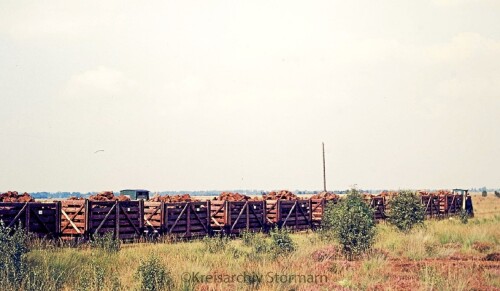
322,142,327,192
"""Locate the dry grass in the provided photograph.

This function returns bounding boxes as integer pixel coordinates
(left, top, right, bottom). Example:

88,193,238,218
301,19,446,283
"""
10,196,500,290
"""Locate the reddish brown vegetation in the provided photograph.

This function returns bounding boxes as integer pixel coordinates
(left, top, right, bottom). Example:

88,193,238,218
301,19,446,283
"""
312,245,342,261
0,191,35,202
485,253,500,261
472,242,494,253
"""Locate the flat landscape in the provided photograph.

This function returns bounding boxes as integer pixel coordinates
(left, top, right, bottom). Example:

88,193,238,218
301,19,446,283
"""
0,194,495,291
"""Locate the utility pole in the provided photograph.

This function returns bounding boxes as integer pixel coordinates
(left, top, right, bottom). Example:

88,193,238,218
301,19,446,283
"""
322,142,326,192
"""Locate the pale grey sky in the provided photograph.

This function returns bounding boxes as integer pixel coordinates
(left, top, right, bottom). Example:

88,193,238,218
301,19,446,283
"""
0,0,499,192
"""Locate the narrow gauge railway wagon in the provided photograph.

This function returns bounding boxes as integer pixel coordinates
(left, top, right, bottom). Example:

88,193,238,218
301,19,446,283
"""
209,200,266,235
60,200,88,240
311,198,338,228
420,195,441,218
87,201,143,240
164,201,210,238
0,202,60,238
440,194,463,215
266,200,312,230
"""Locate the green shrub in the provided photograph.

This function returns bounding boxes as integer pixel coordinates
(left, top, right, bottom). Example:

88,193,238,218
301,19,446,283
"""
387,190,425,233
90,231,120,253
136,254,173,291
270,227,296,255
482,191,487,197
202,235,230,253
495,191,500,198
321,189,376,260
0,221,29,288
319,200,339,241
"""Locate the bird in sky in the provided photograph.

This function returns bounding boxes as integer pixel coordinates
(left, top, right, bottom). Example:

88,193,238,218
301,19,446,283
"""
94,150,105,154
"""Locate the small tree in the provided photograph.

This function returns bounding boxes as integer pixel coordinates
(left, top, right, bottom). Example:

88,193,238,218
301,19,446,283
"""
321,189,376,260
482,191,487,197
136,254,173,291
387,190,425,233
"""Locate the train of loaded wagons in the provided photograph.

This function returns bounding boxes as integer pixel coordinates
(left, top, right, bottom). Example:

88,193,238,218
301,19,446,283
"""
0,188,473,241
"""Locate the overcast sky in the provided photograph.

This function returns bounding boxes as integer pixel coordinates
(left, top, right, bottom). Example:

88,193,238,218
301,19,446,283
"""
0,0,499,192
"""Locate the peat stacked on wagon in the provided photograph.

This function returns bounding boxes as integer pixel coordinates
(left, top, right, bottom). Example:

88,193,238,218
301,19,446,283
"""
87,199,143,241
210,192,265,234
310,192,339,228
264,191,312,230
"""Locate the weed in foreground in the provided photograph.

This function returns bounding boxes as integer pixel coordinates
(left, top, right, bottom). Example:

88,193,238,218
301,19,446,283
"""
270,227,296,256
240,229,257,247
202,234,230,253
0,221,29,289
136,253,173,291
90,231,121,253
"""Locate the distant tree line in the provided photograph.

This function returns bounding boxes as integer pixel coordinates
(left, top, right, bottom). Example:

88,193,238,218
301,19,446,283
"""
21,187,500,199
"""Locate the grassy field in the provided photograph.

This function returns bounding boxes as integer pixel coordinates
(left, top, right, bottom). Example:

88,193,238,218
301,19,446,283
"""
3,195,500,290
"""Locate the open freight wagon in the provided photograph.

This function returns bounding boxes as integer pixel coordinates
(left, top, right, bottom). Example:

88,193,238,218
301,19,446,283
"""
143,201,210,238
265,199,312,230
0,202,60,238
87,200,143,240
210,200,267,235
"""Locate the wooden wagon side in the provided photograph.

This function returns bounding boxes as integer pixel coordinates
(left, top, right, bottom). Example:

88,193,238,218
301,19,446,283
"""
60,200,87,240
311,199,325,228
421,195,441,218
88,201,143,241
438,194,450,216
143,201,163,237
164,201,210,238
210,200,227,233
311,198,339,228
446,195,463,215
265,200,278,227
225,201,266,234
270,200,312,230
0,202,60,238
